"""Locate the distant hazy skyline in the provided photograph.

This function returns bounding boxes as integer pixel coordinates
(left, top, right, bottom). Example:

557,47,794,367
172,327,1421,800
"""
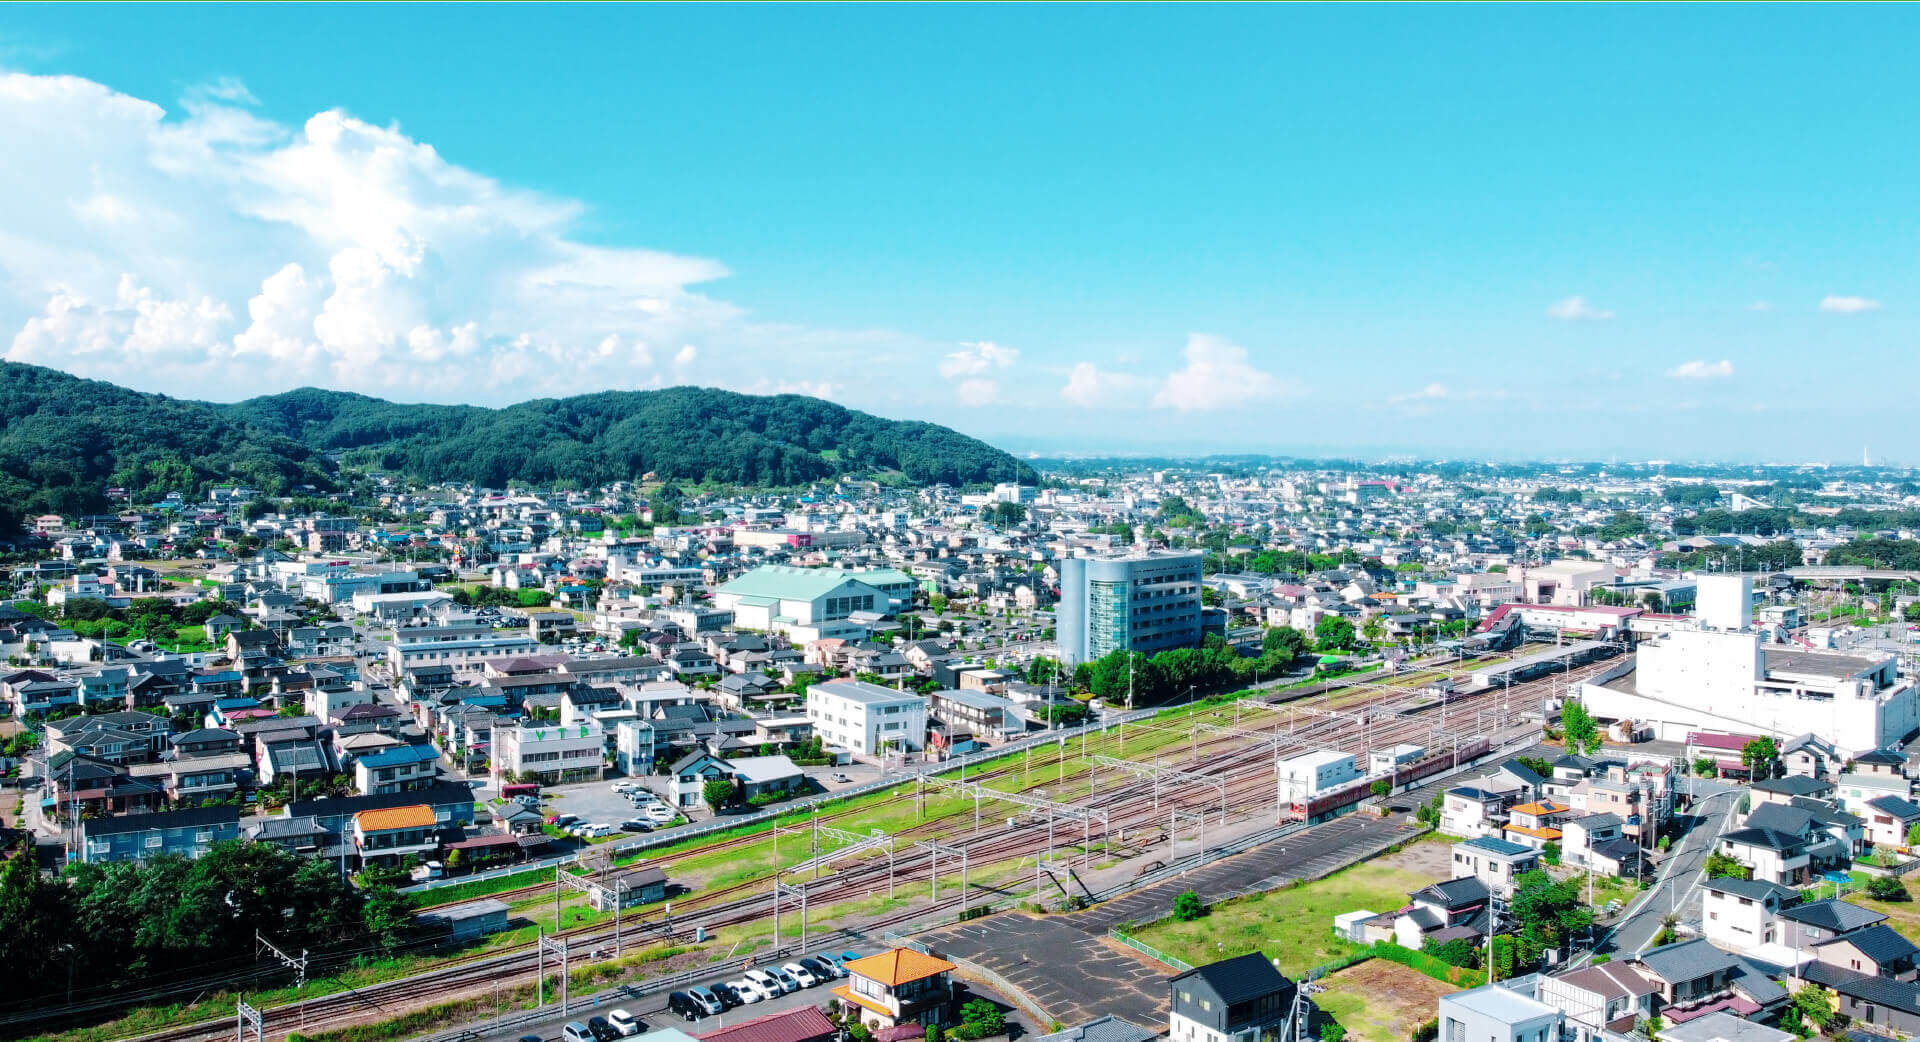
0,6,1915,461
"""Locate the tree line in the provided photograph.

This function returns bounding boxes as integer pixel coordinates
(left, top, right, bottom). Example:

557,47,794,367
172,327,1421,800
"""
0,840,411,1010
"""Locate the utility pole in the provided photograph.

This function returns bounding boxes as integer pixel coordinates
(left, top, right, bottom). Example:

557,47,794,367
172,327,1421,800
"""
924,838,966,906
236,997,263,1042
772,878,807,955
536,931,571,1013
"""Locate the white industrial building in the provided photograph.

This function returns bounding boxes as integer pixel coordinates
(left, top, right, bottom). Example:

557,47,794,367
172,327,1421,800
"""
1579,576,1919,756
1275,749,1361,804
712,565,914,642
805,679,927,761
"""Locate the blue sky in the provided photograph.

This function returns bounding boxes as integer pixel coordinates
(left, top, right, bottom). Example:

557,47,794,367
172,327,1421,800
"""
1,5,1915,461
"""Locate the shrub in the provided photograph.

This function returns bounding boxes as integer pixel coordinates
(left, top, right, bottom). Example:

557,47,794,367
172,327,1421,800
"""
1867,875,1911,903
1171,889,1209,921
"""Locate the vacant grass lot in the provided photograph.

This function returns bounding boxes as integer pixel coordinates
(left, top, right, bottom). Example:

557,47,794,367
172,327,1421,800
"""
1129,851,1445,977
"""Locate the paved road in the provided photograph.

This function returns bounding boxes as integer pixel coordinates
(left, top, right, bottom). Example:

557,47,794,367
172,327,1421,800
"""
1591,784,1739,958
919,813,1421,1028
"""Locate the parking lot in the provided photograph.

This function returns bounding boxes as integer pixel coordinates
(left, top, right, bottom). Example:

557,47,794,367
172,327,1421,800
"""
535,761,893,836
472,943,1038,1042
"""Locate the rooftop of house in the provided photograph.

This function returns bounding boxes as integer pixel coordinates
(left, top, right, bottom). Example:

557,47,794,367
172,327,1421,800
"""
354,804,437,831
844,947,956,987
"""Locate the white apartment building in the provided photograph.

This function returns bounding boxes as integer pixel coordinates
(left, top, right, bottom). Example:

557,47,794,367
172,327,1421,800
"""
806,679,927,761
493,720,605,784
386,624,540,675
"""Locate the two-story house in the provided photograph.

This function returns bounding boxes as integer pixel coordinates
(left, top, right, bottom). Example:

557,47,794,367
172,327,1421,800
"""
1701,876,1799,954
1627,938,1784,1020
1451,837,1540,897
1501,800,1575,851
1440,786,1510,840
353,743,442,795
1167,953,1299,1042
1812,923,1920,981
1559,813,1640,877
833,947,958,1031
1537,963,1659,1039
1718,826,1812,886
78,805,241,863
352,804,443,869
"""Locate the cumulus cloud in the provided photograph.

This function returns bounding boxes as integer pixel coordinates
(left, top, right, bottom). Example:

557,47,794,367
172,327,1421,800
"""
1668,359,1735,380
1546,295,1615,321
1819,295,1881,314
1150,333,1294,412
938,340,1018,406
0,71,981,405
1059,361,1152,408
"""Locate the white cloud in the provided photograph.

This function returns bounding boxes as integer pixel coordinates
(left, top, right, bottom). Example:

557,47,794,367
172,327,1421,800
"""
0,71,981,406
1546,295,1614,321
1819,295,1881,314
1150,333,1294,412
939,340,1018,379
1059,361,1151,408
938,340,1018,406
1667,359,1735,380
1386,382,1505,416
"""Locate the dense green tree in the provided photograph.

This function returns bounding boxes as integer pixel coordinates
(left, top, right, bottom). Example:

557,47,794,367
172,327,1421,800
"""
1314,616,1358,652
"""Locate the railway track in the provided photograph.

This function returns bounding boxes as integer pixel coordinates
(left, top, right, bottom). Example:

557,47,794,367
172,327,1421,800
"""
68,648,1594,1042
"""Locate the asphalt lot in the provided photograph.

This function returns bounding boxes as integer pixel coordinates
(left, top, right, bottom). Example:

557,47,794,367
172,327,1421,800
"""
533,761,893,836
474,948,1042,1042
920,813,1420,1028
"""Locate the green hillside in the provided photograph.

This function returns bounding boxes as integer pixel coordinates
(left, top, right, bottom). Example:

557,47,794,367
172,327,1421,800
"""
0,361,1035,533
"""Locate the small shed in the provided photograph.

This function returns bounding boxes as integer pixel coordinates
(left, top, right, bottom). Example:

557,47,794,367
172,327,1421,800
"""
419,899,511,941
1332,909,1377,943
589,865,669,912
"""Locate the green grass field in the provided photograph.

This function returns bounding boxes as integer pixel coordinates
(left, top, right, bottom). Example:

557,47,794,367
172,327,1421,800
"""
1130,857,1444,977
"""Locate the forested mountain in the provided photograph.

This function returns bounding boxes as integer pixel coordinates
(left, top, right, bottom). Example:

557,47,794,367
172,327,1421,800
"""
0,361,1034,532
218,385,1036,489
0,363,331,529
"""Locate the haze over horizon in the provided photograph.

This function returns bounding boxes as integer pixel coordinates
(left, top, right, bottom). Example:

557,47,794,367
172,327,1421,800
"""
1,6,1915,461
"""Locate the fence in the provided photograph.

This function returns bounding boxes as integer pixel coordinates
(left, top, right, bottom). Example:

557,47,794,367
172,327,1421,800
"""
1106,928,1192,972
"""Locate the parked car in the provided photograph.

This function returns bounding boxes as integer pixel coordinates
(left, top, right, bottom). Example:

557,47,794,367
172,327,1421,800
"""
687,985,726,1014
619,819,653,832
587,1016,621,1042
607,1009,643,1037
814,952,852,977
831,773,852,783
741,970,783,1000
549,814,579,827
667,991,704,1020
562,1022,594,1042
766,965,801,993
514,794,543,807
644,803,676,824
782,961,822,988
409,860,444,882
725,978,763,1004
799,956,837,981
